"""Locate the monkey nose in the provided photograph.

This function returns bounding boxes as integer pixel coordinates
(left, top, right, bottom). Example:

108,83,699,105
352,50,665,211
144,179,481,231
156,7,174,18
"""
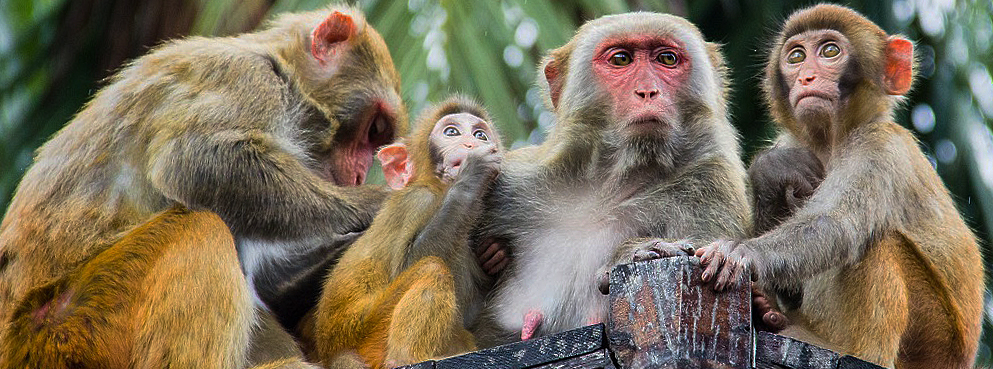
799,75,816,85
635,89,660,100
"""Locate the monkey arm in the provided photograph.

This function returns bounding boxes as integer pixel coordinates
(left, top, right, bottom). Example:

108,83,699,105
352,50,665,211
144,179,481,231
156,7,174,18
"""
609,156,750,266
406,155,497,271
147,129,387,241
745,125,914,289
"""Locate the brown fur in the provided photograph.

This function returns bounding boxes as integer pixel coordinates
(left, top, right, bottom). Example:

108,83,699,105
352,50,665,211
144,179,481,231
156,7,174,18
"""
474,12,750,345
307,97,500,368
0,4,405,367
726,4,981,368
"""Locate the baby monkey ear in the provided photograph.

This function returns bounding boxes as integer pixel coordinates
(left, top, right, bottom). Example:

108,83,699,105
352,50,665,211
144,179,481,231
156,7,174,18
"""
377,142,413,190
311,11,358,64
884,36,914,96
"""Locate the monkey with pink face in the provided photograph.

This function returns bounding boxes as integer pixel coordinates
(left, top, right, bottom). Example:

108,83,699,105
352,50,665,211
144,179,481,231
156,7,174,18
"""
472,12,750,345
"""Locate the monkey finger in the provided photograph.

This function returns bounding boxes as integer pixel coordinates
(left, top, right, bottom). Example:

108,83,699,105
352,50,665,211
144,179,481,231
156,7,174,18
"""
482,250,507,272
597,271,610,295
632,249,662,262
487,257,509,276
477,241,500,260
762,311,790,332
701,251,725,283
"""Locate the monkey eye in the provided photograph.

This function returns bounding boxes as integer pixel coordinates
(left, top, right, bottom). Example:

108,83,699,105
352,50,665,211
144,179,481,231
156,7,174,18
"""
473,130,489,141
443,126,460,136
786,48,806,64
656,51,678,66
609,51,633,66
820,43,841,58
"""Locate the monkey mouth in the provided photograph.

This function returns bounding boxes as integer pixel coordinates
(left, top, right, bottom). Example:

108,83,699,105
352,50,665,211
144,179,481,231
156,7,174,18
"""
794,91,835,106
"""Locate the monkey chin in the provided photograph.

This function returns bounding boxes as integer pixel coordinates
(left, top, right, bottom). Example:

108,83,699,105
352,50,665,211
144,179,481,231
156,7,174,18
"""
792,104,837,146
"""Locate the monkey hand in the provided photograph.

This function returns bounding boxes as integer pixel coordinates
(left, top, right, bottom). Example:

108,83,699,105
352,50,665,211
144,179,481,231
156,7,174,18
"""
476,237,510,277
598,238,695,294
751,283,790,332
749,147,824,233
453,147,503,189
695,239,755,291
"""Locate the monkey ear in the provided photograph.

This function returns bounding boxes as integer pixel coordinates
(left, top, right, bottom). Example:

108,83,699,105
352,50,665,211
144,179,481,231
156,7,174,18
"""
377,142,413,190
543,58,565,109
884,36,914,96
311,11,358,64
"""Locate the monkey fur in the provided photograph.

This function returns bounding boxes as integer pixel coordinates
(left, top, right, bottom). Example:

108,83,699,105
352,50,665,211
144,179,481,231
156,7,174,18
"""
699,5,983,368
0,5,405,368
473,12,750,345
307,96,502,368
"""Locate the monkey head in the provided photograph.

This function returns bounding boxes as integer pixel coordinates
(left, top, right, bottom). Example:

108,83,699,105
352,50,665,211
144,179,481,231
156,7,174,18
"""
428,113,500,183
764,4,914,149
539,13,728,144
278,8,408,187
378,96,500,190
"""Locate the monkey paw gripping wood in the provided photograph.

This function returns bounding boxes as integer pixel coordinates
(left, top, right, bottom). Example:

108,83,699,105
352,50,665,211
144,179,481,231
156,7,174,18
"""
402,256,884,369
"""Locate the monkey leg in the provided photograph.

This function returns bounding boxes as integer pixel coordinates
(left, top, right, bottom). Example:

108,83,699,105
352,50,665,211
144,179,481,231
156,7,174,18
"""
248,307,318,369
364,256,475,368
0,207,254,369
789,237,908,368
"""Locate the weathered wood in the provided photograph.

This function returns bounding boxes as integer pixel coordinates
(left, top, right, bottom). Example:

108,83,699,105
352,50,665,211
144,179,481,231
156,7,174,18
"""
401,324,609,369
402,256,887,369
607,256,752,369
530,349,617,369
755,331,885,369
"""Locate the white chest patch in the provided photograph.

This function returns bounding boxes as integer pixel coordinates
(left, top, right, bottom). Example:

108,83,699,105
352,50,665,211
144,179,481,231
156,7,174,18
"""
492,193,636,335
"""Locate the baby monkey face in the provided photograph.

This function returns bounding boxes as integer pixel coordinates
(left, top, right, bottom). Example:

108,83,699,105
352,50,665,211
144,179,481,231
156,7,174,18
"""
430,113,499,182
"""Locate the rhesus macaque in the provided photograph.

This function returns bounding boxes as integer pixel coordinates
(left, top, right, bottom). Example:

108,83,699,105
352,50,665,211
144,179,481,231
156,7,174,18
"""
472,12,750,345
696,4,983,368
0,5,405,368
308,97,502,368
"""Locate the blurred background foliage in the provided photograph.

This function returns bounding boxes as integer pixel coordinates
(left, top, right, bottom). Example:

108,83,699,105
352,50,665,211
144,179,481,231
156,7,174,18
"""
2,0,992,363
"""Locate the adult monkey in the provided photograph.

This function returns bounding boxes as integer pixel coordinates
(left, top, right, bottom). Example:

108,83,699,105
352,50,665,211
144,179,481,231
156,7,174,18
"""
0,5,405,368
697,5,983,368
474,12,749,344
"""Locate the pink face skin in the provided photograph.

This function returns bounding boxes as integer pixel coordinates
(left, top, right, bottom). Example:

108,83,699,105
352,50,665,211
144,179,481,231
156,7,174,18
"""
779,29,852,123
592,35,691,134
430,113,499,183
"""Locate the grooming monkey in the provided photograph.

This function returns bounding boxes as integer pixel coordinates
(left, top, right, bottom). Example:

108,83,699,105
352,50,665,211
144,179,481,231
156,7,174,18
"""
697,5,983,368
0,5,405,368
308,97,502,368
473,12,750,344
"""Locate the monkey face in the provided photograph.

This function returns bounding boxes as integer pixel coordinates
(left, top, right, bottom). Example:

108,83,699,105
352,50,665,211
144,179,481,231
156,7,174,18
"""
429,113,499,183
779,29,851,126
591,36,691,136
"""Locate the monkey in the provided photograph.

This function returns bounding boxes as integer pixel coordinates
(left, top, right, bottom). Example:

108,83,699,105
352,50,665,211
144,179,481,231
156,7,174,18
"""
471,12,750,345
307,96,502,368
695,5,984,368
0,5,405,368
748,146,825,236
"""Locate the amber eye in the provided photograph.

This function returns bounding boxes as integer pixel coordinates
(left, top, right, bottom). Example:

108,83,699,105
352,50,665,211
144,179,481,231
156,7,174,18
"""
656,51,678,66
821,43,840,58
609,51,632,66
473,130,488,141
787,48,806,64
443,126,460,136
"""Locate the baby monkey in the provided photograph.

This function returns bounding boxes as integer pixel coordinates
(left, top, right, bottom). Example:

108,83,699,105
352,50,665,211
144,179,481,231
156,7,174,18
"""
309,96,503,368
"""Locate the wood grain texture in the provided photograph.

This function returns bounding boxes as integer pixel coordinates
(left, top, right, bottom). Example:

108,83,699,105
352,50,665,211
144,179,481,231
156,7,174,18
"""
400,324,608,369
607,256,752,369
755,331,885,369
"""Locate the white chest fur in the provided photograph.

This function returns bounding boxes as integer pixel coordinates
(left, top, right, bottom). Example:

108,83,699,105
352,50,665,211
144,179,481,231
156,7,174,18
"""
491,192,636,334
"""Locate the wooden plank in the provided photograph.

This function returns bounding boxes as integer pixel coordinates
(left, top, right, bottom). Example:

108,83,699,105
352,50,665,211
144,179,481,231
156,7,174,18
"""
607,256,752,369
530,349,617,369
755,331,839,369
754,331,884,369
412,324,606,369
